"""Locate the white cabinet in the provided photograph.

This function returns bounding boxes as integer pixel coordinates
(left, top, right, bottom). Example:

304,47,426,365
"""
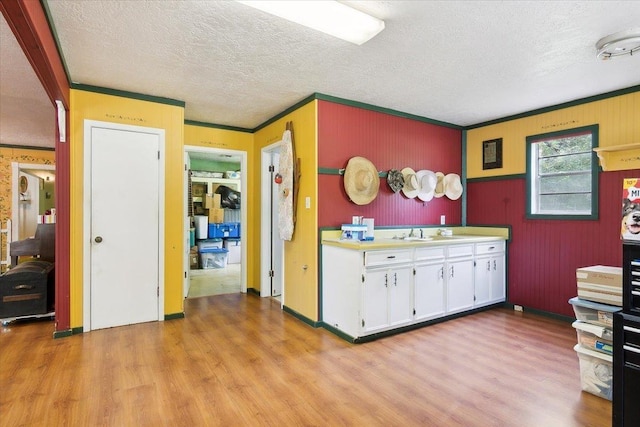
322,237,506,341
445,245,475,314
322,246,413,338
414,247,446,321
474,241,506,308
362,264,413,334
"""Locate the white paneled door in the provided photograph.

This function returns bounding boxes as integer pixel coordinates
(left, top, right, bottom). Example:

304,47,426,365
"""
84,121,164,330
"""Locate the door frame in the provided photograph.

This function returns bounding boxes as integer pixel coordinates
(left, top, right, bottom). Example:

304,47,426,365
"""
183,145,248,295
260,141,284,303
82,120,165,331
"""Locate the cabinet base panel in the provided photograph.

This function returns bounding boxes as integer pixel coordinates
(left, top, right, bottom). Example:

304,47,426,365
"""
322,303,506,344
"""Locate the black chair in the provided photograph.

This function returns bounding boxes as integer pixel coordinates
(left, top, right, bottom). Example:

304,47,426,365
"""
9,223,55,267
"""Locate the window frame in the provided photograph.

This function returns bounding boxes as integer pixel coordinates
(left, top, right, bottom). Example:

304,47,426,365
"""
525,124,599,220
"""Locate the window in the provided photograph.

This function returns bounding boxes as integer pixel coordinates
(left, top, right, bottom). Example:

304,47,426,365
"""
526,125,599,219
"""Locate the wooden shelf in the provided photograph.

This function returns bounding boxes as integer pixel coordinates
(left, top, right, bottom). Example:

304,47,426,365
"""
593,143,640,171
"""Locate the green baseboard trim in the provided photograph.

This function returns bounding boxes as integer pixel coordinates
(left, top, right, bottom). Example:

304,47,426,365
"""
72,326,84,335
53,329,73,339
319,322,356,343
165,312,185,321
504,303,575,323
246,287,260,296
282,305,321,328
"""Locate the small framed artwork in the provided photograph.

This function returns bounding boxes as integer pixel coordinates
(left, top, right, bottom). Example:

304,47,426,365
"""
482,138,503,170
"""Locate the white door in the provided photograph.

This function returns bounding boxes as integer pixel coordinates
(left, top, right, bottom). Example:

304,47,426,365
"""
260,143,284,301
84,121,164,330
270,151,283,297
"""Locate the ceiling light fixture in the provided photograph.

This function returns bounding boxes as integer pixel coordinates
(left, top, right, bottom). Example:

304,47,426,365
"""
237,1,385,45
595,28,640,60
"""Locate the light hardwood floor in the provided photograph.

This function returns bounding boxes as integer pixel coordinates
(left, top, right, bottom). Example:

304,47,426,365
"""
0,295,611,426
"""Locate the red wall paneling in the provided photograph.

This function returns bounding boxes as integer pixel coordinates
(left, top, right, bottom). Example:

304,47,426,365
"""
467,170,638,317
317,100,462,228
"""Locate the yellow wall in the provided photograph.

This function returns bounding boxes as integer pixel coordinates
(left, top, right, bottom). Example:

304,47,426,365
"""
69,89,184,328
466,91,640,177
253,101,318,320
183,124,255,284
0,147,55,271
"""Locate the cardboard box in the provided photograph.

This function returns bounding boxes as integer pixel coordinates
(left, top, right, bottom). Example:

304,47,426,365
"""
205,193,221,209
208,208,225,224
192,183,206,197
576,265,622,306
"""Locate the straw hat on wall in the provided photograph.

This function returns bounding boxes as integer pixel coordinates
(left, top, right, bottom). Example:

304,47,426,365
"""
343,156,380,205
444,173,463,200
401,167,419,199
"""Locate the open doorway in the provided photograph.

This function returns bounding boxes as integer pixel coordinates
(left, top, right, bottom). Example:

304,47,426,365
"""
184,146,247,299
11,163,56,241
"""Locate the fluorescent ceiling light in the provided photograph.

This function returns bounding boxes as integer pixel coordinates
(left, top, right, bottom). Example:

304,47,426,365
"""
237,1,385,45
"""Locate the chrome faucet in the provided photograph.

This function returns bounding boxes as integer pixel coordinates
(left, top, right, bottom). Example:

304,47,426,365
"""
409,228,415,237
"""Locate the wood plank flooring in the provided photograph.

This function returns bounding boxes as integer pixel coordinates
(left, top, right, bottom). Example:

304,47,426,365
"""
0,294,611,426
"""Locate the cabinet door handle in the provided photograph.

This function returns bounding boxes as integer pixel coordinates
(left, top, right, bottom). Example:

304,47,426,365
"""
486,261,491,271
385,274,388,287
13,284,34,290
394,272,397,286
493,260,497,271
439,267,444,279
450,266,454,278
387,255,396,259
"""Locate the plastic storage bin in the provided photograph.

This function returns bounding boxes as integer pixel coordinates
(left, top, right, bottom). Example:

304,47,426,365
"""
196,238,223,251
574,344,613,400
572,320,613,354
199,247,229,269
568,297,621,327
208,222,240,238
224,238,241,264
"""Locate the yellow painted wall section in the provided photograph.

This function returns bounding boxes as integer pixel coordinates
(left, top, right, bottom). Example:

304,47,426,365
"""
69,89,184,328
467,91,640,178
253,101,318,320
183,124,254,284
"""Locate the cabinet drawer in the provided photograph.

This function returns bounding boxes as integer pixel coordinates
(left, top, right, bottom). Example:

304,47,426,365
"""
415,247,445,261
476,241,505,255
447,245,474,258
365,250,413,267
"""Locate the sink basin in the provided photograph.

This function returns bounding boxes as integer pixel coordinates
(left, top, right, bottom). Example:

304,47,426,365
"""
400,236,432,241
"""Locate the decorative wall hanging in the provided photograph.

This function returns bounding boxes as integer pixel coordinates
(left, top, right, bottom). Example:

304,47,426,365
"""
277,121,301,241
483,138,503,170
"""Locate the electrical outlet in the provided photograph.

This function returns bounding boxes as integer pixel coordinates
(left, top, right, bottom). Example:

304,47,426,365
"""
514,305,523,312
305,197,311,209
440,215,446,225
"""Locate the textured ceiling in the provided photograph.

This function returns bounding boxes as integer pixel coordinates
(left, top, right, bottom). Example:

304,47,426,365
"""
3,1,640,150
0,13,55,148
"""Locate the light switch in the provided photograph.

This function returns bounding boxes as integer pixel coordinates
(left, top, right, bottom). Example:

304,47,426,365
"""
440,215,446,225
305,196,311,209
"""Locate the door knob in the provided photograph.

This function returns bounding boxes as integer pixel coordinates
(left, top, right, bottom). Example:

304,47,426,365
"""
95,236,103,243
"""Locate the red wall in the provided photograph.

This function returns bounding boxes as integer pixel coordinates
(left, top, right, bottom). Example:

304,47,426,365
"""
318,101,462,227
467,170,639,317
